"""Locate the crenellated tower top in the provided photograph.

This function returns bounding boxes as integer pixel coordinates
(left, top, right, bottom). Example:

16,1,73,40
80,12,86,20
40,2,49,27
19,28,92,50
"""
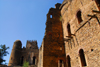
26,40,38,49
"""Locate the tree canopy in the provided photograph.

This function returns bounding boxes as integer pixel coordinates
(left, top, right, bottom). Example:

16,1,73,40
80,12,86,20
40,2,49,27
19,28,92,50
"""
0,44,9,65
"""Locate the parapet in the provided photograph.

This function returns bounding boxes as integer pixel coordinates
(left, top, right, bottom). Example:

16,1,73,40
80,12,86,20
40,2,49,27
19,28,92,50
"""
27,40,37,44
26,40,38,49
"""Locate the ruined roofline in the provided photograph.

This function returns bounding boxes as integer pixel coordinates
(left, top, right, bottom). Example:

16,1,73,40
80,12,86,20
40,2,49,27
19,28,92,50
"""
47,3,61,11
26,40,39,49
59,0,72,10
55,3,61,9
26,40,37,45
27,40,37,42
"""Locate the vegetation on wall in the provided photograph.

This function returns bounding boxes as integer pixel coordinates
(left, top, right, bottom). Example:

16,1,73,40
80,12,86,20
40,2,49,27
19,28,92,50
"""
23,61,29,67
60,16,62,21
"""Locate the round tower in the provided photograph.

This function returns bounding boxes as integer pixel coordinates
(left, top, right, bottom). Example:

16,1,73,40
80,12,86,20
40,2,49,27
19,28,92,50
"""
8,40,22,66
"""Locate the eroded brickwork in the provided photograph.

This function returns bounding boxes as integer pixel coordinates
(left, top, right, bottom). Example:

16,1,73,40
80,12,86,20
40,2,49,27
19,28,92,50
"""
8,40,39,67
61,0,100,67
7,0,100,67
39,3,66,67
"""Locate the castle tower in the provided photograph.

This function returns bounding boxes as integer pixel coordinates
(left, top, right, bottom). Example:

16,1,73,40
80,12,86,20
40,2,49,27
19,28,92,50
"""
8,40,39,67
8,40,22,66
22,40,39,67
41,3,66,67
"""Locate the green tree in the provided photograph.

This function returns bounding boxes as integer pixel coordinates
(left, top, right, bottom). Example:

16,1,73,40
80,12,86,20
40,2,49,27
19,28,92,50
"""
23,61,29,67
0,44,9,65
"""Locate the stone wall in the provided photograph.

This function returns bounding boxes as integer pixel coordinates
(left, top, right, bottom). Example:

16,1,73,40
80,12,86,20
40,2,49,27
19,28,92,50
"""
0,65,8,67
61,0,100,67
8,40,39,67
8,40,22,66
38,41,44,67
41,3,66,67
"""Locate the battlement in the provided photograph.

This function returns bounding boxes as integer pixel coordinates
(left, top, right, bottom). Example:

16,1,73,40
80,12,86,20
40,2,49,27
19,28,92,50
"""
26,40,38,49
27,40,37,45
55,3,61,9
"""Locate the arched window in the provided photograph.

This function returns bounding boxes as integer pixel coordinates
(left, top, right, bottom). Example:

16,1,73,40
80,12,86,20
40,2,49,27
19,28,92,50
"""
76,10,82,24
21,56,24,65
79,49,87,66
95,0,100,10
33,56,36,65
66,55,71,67
58,60,64,67
67,24,71,36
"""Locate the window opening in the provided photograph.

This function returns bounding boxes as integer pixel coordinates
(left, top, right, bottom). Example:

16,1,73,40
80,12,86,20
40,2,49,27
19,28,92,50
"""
79,49,87,66
66,55,71,67
33,56,36,65
77,11,82,24
67,24,71,36
58,60,64,67
50,15,52,18
60,60,62,67
21,56,24,65
91,49,93,51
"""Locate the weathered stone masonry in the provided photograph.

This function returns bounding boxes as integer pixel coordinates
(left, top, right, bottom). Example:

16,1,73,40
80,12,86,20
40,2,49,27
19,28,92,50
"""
1,0,100,67
61,0,100,67
8,40,39,67
41,3,66,67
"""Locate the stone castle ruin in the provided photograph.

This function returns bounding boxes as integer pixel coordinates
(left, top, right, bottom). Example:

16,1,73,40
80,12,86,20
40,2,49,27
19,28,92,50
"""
1,0,100,67
8,40,39,67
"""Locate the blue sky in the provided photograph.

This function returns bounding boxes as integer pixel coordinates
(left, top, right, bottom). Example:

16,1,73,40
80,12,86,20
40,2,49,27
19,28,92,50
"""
0,0,63,65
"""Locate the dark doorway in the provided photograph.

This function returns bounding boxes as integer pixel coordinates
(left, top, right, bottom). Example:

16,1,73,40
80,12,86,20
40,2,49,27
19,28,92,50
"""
60,60,62,67
95,0,100,10
79,49,87,66
58,60,64,67
77,11,82,24
66,55,71,67
33,56,36,65
21,56,24,65
67,24,71,36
